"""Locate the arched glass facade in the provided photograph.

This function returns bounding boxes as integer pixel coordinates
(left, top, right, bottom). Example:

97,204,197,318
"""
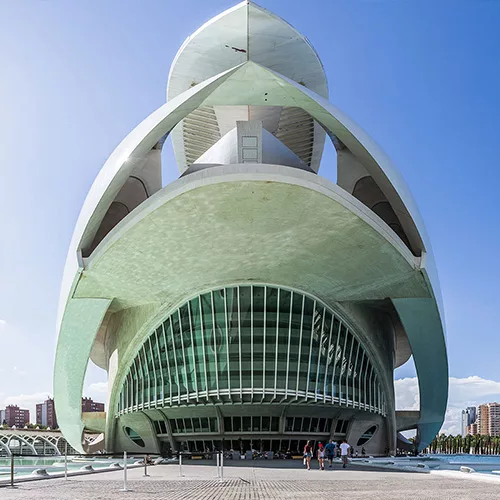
117,286,386,416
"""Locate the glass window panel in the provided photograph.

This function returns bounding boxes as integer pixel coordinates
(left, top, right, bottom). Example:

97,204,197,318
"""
224,417,232,433
271,417,280,432
341,331,353,399
176,419,184,433
242,136,257,147
265,288,278,387
326,419,332,434
171,315,185,396
253,286,265,328
318,418,326,433
209,417,218,433
214,289,229,391
239,286,252,328
170,419,178,433
302,417,311,433
252,416,261,432
309,305,322,388
200,417,209,432
192,417,201,432
266,288,278,329
184,418,193,433
311,418,319,433
243,416,252,432
201,293,217,392
262,416,270,432
277,290,291,391
298,298,313,392
253,286,265,389
233,416,242,432
227,287,241,388
293,417,302,432
335,419,344,434
279,289,291,328
189,299,205,393
333,324,346,398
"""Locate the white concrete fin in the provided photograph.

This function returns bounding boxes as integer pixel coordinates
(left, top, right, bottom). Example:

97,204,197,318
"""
167,1,327,172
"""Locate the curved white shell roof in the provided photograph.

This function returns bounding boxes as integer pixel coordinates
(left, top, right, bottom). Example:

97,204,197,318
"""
167,1,328,172
55,3,447,456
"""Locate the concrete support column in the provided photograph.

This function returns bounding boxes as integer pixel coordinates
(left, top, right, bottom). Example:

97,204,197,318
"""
215,406,223,434
345,416,357,445
159,410,177,452
329,413,340,440
279,406,287,434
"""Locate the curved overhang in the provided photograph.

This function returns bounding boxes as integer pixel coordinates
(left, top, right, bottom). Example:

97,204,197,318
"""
57,170,444,453
59,61,443,315
80,166,423,305
59,164,425,451
56,62,447,452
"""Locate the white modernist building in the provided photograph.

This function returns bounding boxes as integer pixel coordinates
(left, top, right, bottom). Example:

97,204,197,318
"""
54,1,448,456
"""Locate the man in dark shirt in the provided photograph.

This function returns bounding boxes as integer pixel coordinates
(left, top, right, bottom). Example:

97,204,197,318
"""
325,439,337,468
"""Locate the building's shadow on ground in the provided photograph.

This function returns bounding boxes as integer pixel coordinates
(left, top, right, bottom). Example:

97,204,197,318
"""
168,459,415,473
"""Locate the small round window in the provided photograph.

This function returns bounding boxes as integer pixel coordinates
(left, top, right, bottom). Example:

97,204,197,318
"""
357,425,377,446
124,426,145,447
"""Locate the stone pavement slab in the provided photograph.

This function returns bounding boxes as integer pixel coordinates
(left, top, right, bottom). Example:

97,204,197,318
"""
1,462,500,499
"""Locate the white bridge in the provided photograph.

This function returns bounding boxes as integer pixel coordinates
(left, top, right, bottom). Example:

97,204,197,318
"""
0,429,97,456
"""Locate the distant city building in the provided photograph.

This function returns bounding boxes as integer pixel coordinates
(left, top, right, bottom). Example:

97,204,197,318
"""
467,422,479,436
81,397,105,413
36,398,58,428
35,397,104,429
1,405,30,427
477,403,500,437
461,407,477,437
477,405,487,435
489,404,500,436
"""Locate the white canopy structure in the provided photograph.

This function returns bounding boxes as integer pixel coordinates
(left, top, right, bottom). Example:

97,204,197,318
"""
55,1,447,456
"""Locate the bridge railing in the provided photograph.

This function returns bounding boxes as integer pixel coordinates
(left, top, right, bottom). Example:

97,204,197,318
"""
0,450,226,488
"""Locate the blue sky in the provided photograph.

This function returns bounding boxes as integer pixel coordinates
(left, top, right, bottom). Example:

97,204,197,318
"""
0,0,499,434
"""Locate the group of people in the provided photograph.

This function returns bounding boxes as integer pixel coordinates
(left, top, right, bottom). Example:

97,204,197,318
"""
303,439,352,471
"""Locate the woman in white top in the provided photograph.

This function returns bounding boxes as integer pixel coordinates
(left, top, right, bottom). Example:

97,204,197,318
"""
317,442,325,470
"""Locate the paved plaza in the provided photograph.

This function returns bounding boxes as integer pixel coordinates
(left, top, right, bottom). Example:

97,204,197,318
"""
2,461,500,499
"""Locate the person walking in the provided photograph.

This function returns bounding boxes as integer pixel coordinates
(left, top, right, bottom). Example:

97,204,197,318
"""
317,442,326,470
303,440,313,470
325,439,336,468
339,439,351,469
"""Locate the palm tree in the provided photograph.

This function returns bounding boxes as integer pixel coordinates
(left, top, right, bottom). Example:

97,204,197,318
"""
464,434,472,454
438,433,447,454
473,434,481,454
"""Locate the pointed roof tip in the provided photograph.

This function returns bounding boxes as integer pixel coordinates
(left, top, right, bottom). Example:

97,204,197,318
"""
237,0,264,9
168,0,328,101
